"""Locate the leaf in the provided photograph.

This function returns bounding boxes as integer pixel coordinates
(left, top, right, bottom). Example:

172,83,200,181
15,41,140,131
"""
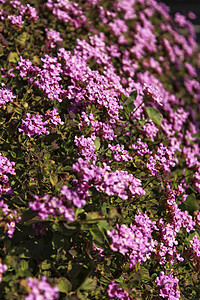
16,32,29,45
20,260,28,271
94,137,101,150
50,174,58,186
90,226,104,243
121,94,128,101
8,52,19,63
41,260,51,270
86,212,101,221
0,45,3,57
56,277,72,294
180,194,199,214
146,107,163,126
129,90,138,99
140,267,150,282
80,277,97,291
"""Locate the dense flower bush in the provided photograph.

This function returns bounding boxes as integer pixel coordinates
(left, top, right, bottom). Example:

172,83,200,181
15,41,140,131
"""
0,0,200,299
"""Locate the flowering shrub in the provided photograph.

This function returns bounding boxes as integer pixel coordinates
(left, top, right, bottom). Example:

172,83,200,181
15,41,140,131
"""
0,0,200,299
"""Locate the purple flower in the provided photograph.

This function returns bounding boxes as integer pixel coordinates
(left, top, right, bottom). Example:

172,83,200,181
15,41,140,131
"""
0,261,7,283
0,84,16,107
25,276,59,300
19,113,49,137
107,211,157,268
107,281,130,299
155,271,180,299
29,194,75,221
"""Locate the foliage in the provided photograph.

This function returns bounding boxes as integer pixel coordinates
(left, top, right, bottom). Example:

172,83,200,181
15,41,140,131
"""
0,0,200,299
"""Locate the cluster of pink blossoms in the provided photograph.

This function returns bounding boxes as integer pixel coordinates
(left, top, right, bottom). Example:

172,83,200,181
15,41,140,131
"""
19,113,50,137
132,138,151,156
0,84,16,107
19,109,63,137
108,144,131,162
4,1,38,27
0,200,21,238
73,158,145,201
74,134,97,162
44,28,63,50
147,143,176,175
155,271,180,299
0,261,7,283
107,211,157,268
29,194,75,222
188,235,200,266
107,281,130,300
0,153,15,197
46,0,87,29
25,276,59,300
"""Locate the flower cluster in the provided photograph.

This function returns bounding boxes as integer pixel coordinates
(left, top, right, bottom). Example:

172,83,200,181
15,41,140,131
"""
16,56,40,79
37,55,64,102
132,138,151,156
0,84,16,107
0,200,21,238
19,113,49,137
25,276,59,300
0,153,15,184
45,28,63,50
29,194,75,221
143,83,163,106
0,260,7,283
72,158,145,201
46,0,87,28
147,143,176,175
101,169,146,200
189,235,200,264
6,2,38,27
45,108,64,126
155,271,180,299
74,134,97,162
108,144,131,162
107,281,130,300
107,211,157,268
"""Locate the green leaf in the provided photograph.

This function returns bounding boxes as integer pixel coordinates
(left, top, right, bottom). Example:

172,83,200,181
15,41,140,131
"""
129,90,137,99
50,174,58,186
20,260,28,271
41,260,51,270
0,45,4,57
86,212,101,221
180,193,199,213
7,52,19,63
16,32,29,45
80,277,97,291
90,226,104,243
56,277,72,294
94,137,101,150
146,107,163,126
140,267,150,282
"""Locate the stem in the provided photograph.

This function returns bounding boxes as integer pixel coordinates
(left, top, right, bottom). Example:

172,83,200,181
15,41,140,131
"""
132,101,144,115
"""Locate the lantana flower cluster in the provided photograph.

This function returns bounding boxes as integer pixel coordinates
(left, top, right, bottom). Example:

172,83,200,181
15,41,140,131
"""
107,211,157,268
29,194,74,221
107,281,130,300
25,276,59,300
0,84,16,107
155,271,180,299
0,0,200,298
0,260,7,283
0,200,21,238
